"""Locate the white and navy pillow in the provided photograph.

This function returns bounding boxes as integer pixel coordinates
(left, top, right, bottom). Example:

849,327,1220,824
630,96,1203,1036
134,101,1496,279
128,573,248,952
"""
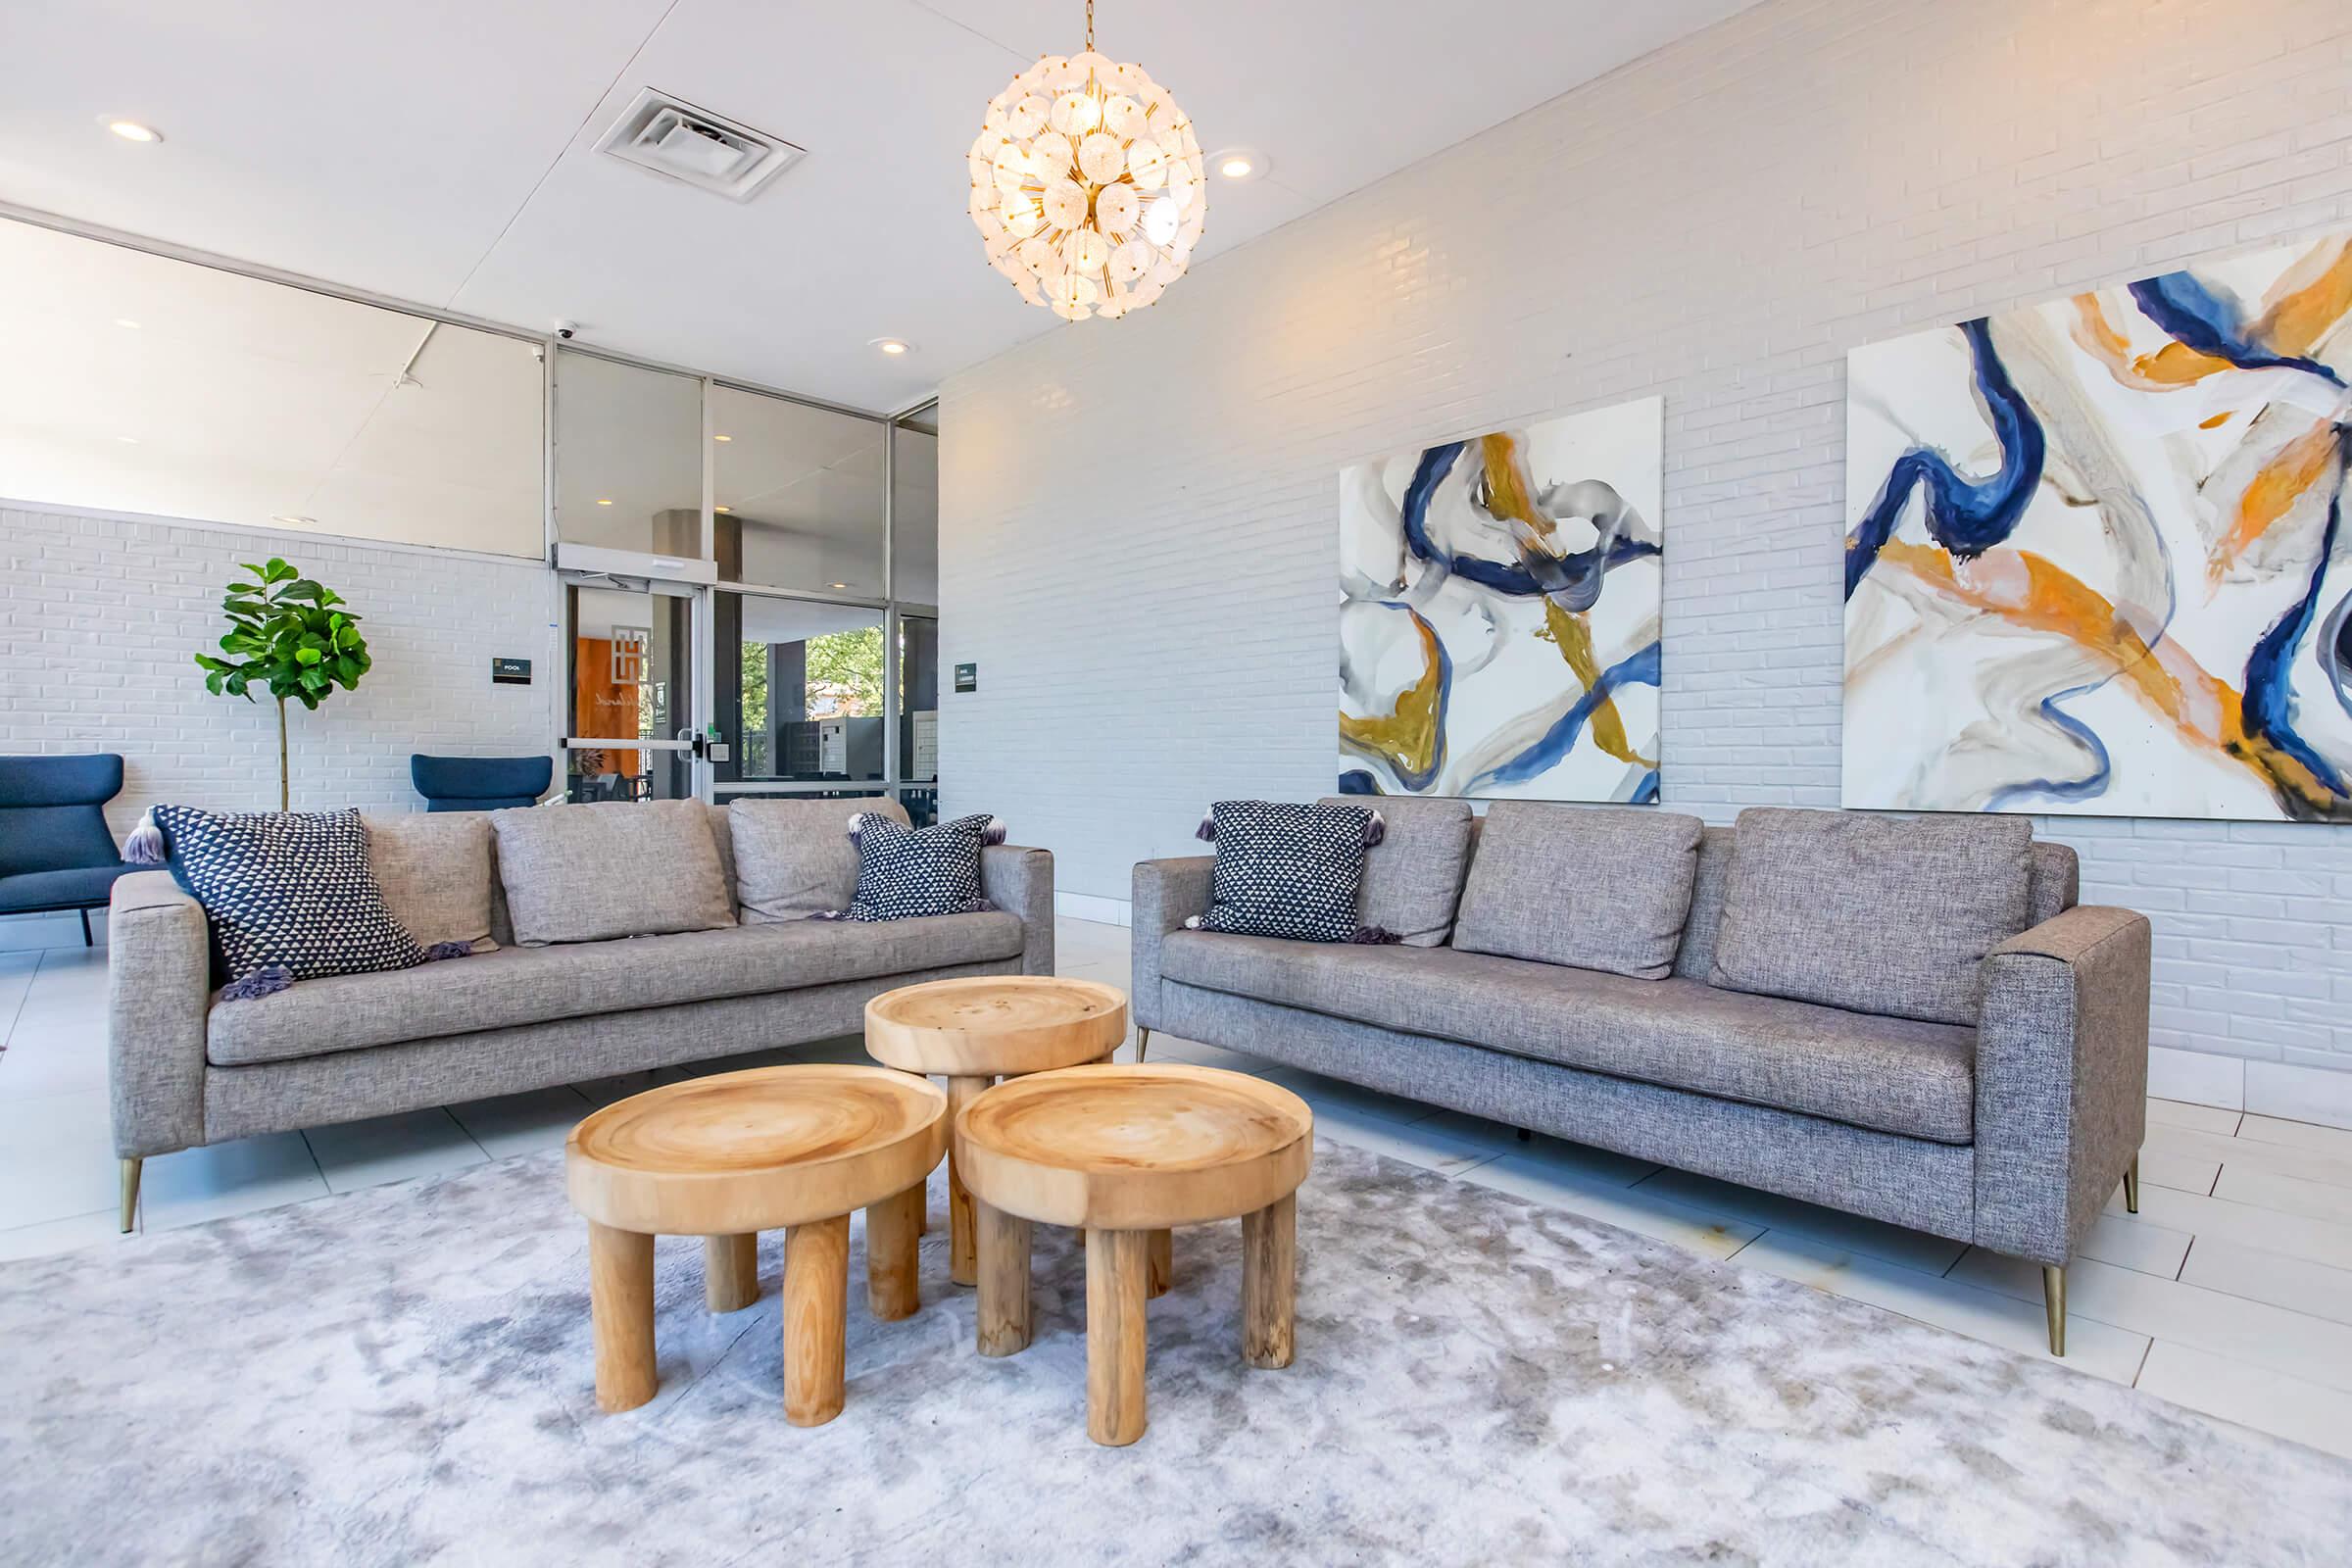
817,811,1004,922
1189,800,1393,944
152,806,429,994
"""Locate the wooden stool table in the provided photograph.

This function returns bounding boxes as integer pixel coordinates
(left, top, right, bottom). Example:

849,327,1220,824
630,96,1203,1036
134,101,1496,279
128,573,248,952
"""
564,1064,946,1426
955,1063,1313,1446
863,975,1129,1289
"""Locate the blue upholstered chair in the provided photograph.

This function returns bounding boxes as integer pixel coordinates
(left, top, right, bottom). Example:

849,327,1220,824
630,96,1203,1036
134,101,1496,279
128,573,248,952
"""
410,755,554,812
0,754,133,946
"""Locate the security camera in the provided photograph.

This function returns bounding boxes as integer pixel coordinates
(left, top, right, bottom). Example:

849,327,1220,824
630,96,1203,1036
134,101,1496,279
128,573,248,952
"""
553,318,578,340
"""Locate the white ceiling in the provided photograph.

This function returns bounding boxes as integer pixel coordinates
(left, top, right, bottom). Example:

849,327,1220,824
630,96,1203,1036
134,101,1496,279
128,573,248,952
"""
0,0,1756,413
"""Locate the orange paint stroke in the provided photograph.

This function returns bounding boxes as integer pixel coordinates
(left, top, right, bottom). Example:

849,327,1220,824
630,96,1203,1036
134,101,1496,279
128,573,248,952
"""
2207,418,2345,591
2070,236,2352,392
2253,236,2352,355
1874,539,2340,812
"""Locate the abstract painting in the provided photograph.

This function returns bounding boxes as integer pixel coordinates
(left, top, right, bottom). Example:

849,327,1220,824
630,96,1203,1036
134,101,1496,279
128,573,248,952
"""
1843,229,2352,821
1340,397,1663,802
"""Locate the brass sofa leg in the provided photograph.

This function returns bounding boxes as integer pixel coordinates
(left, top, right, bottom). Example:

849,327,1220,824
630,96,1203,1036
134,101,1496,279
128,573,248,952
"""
120,1157,143,1233
1135,1027,1150,1064
2042,1264,2066,1357
2123,1153,2139,1214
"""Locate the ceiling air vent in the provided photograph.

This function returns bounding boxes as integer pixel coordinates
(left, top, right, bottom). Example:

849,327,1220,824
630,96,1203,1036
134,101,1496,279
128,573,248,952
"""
595,88,804,202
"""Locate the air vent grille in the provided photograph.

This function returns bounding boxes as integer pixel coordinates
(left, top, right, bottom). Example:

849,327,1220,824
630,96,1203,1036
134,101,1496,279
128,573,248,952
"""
595,88,804,203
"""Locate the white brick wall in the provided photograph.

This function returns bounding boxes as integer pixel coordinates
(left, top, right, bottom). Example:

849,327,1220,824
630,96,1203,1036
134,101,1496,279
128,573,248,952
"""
938,0,2352,1095
1,504,559,832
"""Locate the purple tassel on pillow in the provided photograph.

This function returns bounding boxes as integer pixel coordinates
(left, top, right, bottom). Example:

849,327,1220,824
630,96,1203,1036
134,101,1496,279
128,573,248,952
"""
219,965,293,1002
1349,925,1401,945
423,942,475,961
981,816,1007,847
123,809,168,865
845,811,872,846
806,908,852,922
1362,809,1387,849
1195,810,1217,843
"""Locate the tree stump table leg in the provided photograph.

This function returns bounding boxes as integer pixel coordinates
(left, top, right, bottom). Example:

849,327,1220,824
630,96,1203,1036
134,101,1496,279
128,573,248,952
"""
946,1075,989,1286
705,1233,760,1312
976,1200,1033,1356
784,1214,851,1427
1086,1228,1150,1446
1147,1228,1173,1298
866,1182,923,1321
1243,1192,1297,1370
588,1221,658,1412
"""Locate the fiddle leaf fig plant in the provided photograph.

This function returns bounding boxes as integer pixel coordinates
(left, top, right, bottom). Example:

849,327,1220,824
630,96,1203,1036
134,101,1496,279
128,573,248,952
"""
193,558,371,811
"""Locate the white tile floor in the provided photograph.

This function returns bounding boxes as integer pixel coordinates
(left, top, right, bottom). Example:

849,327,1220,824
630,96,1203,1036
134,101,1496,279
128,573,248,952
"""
7,918,2352,1459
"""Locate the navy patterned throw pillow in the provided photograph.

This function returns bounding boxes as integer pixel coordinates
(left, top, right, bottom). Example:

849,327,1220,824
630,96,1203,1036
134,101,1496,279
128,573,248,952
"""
818,811,1004,922
151,806,429,993
1189,800,1393,944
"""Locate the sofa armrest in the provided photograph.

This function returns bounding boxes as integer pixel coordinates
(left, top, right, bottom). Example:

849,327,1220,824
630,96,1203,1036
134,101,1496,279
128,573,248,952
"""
982,845,1054,976
1972,904,2151,1266
107,871,213,1158
1131,857,1213,1029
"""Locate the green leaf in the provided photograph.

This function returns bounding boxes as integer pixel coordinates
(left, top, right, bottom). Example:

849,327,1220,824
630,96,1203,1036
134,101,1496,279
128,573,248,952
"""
334,655,363,682
294,647,323,665
298,667,328,692
264,558,297,582
277,579,327,603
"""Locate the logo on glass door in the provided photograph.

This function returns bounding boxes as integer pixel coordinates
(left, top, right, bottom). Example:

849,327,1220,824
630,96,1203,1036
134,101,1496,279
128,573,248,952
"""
610,626,651,685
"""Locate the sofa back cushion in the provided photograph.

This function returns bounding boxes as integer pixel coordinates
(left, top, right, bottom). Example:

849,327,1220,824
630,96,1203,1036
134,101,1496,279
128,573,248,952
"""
488,800,735,946
1317,795,1474,947
364,811,497,953
1673,826,2077,982
1450,804,1705,980
1708,808,2032,1025
728,796,906,921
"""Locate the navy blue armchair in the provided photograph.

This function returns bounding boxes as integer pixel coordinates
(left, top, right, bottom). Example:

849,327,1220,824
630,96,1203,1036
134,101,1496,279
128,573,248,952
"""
411,755,553,812
0,754,133,946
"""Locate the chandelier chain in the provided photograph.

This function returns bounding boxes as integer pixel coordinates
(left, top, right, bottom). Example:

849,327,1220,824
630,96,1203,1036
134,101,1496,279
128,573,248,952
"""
1085,0,1094,52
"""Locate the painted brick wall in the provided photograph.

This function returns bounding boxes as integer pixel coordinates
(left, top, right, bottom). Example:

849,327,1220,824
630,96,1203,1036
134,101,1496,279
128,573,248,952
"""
937,0,2352,1110
1,504,558,832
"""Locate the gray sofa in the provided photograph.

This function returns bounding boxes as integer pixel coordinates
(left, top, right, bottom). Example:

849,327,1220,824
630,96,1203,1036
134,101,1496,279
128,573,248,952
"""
109,802,1053,1230
1132,806,2149,1355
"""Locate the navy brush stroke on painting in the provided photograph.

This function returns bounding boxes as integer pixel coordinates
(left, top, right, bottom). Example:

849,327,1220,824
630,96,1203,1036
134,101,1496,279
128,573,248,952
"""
1985,682,2115,810
1401,443,1659,601
1470,642,1661,793
1843,318,2046,599
2242,473,2351,808
2130,273,2347,389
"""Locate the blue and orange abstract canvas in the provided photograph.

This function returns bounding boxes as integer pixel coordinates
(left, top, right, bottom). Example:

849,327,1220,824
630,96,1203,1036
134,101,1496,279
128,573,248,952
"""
1843,229,2352,820
1339,397,1664,802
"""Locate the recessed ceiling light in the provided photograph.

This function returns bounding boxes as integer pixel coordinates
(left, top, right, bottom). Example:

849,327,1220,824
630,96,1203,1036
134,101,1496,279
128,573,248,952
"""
1211,147,1268,183
829,581,848,589
869,337,914,357
595,498,613,506
713,433,732,442
113,318,141,329
115,435,140,444
714,505,732,514
271,514,316,526
104,119,163,144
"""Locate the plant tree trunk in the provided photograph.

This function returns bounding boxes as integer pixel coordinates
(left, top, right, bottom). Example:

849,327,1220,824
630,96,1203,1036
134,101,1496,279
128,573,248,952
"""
276,697,290,812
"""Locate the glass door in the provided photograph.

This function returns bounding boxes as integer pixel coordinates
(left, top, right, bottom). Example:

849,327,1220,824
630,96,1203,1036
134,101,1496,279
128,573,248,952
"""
561,574,703,802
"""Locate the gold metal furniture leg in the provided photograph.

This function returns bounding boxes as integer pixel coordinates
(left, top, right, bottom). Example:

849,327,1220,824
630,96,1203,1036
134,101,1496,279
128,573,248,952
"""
120,1157,142,1233
2123,1153,2139,1214
1135,1027,1150,1063
2042,1264,2066,1357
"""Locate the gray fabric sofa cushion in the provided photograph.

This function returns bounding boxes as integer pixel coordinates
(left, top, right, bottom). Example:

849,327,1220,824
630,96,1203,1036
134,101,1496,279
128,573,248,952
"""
728,796,905,921
488,800,735,946
207,911,1026,1065
1317,795,1473,947
1158,931,1974,1142
365,812,497,953
1709,808,2032,1027
1451,804,1704,979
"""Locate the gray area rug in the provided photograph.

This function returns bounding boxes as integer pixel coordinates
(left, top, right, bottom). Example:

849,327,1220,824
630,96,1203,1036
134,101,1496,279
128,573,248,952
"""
3,1140,2348,1566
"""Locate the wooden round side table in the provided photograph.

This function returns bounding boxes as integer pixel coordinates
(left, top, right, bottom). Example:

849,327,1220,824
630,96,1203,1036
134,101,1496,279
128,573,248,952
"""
564,1063,946,1426
955,1063,1313,1446
863,975,1129,1288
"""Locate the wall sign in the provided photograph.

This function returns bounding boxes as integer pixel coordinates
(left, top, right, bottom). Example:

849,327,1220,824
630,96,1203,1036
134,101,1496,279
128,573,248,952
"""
491,657,532,685
954,662,977,693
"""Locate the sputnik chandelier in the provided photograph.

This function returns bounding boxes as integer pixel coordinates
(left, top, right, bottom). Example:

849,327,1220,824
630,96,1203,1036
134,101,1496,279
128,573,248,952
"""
966,0,1207,320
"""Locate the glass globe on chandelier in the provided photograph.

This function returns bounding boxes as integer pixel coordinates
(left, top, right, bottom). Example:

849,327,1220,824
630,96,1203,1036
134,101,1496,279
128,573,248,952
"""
966,0,1207,321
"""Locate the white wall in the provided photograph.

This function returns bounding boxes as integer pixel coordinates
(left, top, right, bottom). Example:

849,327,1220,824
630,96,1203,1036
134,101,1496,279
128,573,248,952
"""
938,0,2352,1114
2,502,558,837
